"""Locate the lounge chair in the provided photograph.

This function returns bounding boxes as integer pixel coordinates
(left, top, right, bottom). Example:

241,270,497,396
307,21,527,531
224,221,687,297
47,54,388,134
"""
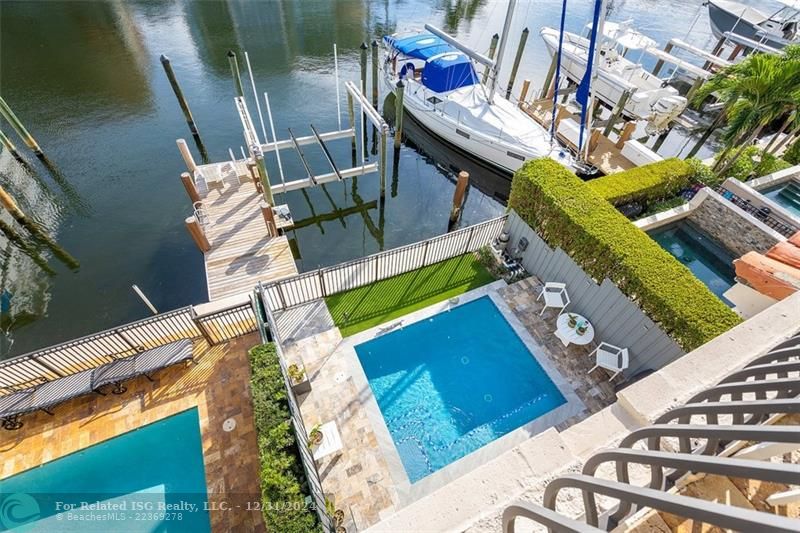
537,282,570,316
587,342,630,381
0,339,194,430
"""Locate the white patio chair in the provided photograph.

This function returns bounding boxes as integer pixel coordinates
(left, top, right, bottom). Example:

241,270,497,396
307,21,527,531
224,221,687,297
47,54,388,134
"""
537,282,570,316
588,342,629,381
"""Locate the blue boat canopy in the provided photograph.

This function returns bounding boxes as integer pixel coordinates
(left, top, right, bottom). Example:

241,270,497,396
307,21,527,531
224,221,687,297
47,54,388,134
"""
384,33,455,60
421,53,479,93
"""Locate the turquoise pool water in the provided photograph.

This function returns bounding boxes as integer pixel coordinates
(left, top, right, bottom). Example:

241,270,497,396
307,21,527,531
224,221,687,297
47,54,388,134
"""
762,180,800,218
0,408,210,532
649,221,736,305
355,296,566,483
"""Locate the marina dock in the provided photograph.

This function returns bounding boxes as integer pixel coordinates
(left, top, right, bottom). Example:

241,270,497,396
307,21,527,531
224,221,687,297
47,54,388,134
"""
194,162,298,301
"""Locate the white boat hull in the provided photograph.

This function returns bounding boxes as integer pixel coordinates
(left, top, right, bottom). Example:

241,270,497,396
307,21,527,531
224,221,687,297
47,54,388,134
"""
540,27,686,125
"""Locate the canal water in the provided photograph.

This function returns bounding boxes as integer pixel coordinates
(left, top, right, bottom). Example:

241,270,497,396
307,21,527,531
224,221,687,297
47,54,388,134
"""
0,0,772,357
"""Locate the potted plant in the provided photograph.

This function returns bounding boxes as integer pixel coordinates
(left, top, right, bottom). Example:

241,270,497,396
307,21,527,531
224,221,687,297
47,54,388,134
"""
576,321,588,336
325,497,346,531
287,363,311,395
308,424,324,448
567,313,578,328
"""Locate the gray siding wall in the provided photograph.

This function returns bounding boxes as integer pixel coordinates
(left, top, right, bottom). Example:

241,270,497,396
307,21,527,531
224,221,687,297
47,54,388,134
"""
504,210,685,378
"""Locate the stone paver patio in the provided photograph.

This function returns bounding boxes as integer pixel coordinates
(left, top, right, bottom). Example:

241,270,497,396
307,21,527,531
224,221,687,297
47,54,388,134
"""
279,277,618,530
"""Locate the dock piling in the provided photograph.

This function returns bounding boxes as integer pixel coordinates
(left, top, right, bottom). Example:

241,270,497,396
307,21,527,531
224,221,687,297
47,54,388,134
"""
0,129,22,161
259,200,277,237
371,40,379,110
482,34,499,84
615,122,636,149
227,50,245,98
448,171,470,227
394,80,405,149
379,129,387,200
186,216,211,253
360,42,369,150
0,96,42,156
252,145,274,205
505,28,529,99
518,79,531,107
347,92,357,165
602,89,631,137
160,55,200,137
651,42,673,76
180,172,201,204
176,138,198,173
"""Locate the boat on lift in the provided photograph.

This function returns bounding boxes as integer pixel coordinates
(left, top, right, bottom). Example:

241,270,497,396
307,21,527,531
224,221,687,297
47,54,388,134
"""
540,22,687,133
381,1,574,175
707,0,800,49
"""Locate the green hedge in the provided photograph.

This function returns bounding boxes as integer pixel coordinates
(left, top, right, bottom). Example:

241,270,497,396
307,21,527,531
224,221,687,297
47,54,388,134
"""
785,137,800,165
587,158,694,206
248,344,320,533
509,159,741,351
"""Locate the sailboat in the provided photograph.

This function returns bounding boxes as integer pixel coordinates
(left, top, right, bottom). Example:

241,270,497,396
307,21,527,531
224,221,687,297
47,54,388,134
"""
381,1,573,175
540,22,686,133
707,0,800,49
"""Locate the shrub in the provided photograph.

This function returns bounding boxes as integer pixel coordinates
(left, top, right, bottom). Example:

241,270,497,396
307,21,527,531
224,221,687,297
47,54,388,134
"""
586,158,694,206
509,159,741,351
717,146,792,181
686,157,719,187
785,136,800,165
248,344,320,533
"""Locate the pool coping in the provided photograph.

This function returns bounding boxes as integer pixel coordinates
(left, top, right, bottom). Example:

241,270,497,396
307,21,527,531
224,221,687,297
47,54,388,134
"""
337,280,585,508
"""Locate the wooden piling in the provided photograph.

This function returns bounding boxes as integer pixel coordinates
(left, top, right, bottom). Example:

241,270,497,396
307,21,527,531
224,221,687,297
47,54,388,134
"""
542,54,558,99
394,80,405,149
482,34,499,84
160,55,201,136
449,171,470,224
0,129,21,161
518,79,531,107
253,146,274,205
588,129,601,155
505,28,529,99
371,40,379,109
186,216,210,252
259,200,277,237
0,185,79,270
181,172,201,204
176,138,198,173
602,89,631,137
651,42,673,76
651,127,671,152
615,122,636,149
227,50,245,98
0,96,42,156
727,44,743,61
359,42,368,96
379,130,387,200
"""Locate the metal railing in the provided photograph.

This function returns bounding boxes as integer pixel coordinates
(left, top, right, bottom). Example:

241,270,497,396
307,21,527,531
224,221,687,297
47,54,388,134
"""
261,215,508,310
715,185,799,237
503,333,800,532
256,285,334,533
0,302,257,392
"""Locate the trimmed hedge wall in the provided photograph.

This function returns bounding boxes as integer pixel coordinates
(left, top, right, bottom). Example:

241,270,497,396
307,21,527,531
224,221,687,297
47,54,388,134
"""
248,344,320,533
587,158,694,206
509,159,741,351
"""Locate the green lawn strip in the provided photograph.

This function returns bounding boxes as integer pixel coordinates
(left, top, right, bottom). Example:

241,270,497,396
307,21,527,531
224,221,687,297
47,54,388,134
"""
325,253,495,337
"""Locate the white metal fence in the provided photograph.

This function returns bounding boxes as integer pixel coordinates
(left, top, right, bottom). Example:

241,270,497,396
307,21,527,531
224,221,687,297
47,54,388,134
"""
261,215,508,310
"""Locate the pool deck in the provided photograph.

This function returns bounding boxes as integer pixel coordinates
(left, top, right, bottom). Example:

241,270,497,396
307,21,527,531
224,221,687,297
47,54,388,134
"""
0,334,265,532
280,276,617,530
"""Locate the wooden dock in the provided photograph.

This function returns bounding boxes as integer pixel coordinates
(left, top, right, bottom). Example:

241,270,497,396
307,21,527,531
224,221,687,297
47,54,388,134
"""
195,162,298,301
522,99,636,175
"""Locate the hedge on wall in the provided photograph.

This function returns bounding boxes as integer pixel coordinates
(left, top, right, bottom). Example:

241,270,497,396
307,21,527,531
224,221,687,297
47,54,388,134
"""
248,344,320,533
509,159,741,351
586,158,695,206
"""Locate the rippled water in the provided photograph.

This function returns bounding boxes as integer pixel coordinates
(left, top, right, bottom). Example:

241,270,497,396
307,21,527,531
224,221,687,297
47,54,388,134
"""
0,0,773,356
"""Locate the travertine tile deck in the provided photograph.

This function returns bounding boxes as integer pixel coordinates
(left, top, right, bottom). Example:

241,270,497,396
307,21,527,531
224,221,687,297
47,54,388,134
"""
280,277,617,530
0,334,265,532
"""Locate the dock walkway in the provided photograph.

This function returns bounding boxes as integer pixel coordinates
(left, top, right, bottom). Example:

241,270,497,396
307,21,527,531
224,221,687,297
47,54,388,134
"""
195,162,298,301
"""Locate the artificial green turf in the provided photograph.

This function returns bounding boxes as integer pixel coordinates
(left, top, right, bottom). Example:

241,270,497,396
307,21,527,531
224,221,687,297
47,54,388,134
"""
325,253,495,337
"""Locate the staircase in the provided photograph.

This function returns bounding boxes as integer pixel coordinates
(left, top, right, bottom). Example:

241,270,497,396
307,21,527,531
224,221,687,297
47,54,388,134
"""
776,181,800,215
503,334,800,533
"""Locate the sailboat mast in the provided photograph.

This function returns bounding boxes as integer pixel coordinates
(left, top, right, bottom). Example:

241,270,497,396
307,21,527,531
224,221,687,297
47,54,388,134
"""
583,0,609,162
489,0,517,103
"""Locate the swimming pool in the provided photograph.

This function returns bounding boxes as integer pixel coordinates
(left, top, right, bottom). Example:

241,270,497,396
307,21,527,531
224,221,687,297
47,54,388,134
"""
0,408,210,532
649,221,736,305
761,180,800,218
355,296,567,483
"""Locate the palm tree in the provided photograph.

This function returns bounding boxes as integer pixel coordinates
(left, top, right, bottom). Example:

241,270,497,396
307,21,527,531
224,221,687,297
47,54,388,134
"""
693,46,800,177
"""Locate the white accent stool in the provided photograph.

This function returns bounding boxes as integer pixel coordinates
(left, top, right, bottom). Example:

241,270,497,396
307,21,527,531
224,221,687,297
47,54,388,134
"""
588,342,629,381
538,282,570,316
